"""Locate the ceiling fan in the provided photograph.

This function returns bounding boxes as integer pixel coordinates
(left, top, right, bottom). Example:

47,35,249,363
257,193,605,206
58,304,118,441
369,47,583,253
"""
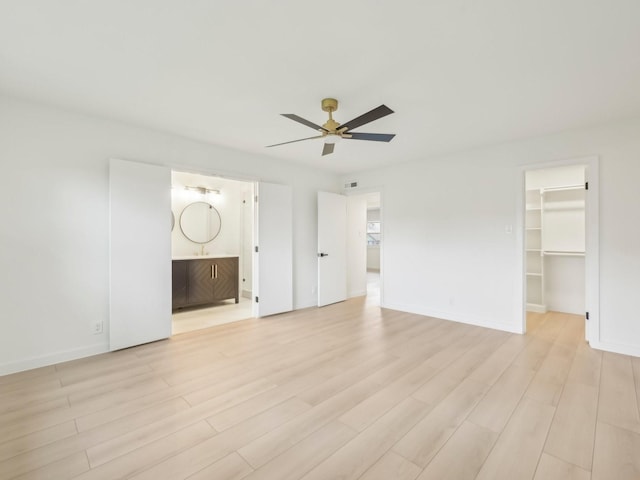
266,98,395,156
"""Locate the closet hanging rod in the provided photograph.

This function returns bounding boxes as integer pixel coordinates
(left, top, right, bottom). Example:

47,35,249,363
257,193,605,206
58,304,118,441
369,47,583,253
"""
542,250,585,257
541,184,584,193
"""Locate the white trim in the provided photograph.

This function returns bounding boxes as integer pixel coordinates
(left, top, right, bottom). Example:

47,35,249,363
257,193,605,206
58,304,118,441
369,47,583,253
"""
348,289,367,298
383,302,523,334
584,158,600,344
526,303,547,313
0,344,109,376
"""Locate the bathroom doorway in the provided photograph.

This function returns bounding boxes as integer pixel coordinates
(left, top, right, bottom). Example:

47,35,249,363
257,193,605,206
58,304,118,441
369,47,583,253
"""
170,170,254,334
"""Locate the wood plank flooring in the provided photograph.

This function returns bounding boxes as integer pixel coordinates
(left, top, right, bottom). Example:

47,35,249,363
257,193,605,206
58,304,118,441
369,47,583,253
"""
1,299,639,479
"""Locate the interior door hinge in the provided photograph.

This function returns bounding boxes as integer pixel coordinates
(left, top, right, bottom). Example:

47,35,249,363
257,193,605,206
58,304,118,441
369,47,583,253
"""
255,246,259,253
255,296,259,303
586,311,589,320
585,181,589,190
255,195,258,203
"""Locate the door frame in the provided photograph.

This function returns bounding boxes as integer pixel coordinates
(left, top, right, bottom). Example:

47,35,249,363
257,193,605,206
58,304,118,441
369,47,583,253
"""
519,156,599,344
170,168,258,323
344,187,385,307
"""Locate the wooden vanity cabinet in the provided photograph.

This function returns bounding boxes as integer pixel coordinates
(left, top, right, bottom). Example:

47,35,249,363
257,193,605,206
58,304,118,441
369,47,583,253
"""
172,260,188,307
172,257,239,310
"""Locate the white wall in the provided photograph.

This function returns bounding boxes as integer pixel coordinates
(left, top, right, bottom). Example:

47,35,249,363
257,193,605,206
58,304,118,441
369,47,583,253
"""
0,95,339,374
545,256,585,315
367,247,380,271
526,164,585,190
345,118,640,356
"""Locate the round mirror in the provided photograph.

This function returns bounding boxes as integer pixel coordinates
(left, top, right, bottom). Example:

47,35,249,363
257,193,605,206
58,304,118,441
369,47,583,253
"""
179,201,222,244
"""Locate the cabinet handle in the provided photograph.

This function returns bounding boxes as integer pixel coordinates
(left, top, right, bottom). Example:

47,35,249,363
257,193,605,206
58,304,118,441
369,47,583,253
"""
214,264,218,279
211,265,214,279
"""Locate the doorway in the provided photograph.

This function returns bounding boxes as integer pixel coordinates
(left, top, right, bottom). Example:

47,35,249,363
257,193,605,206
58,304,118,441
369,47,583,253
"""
522,158,599,342
170,171,254,334
365,193,381,305
345,191,382,306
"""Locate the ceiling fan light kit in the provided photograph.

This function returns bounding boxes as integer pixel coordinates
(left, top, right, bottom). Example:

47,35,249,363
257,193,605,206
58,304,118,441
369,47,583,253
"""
267,98,395,156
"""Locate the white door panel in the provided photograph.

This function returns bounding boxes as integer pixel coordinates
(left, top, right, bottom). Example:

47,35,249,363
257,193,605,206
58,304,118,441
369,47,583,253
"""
256,182,293,316
346,195,367,298
318,191,347,307
109,159,172,350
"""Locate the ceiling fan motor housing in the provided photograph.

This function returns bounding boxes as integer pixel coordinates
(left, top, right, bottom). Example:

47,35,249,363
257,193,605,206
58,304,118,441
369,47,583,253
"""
321,98,338,113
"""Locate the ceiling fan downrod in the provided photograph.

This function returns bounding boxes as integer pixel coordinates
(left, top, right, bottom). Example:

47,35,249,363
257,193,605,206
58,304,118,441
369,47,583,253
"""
321,98,340,132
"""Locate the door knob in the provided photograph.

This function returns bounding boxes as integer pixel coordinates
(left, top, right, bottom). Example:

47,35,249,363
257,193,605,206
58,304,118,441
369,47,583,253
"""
318,252,329,257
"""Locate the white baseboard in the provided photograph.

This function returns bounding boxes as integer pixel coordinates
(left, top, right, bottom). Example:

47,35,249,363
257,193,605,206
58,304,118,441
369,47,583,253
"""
526,303,547,313
348,289,367,298
382,302,523,334
0,343,109,376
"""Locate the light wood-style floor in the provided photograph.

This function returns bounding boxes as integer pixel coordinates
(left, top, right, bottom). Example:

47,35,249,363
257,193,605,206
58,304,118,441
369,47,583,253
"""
172,297,253,335
1,299,640,479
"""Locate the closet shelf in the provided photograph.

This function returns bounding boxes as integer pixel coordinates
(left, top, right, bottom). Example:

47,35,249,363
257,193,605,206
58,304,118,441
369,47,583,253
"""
543,205,584,212
526,272,542,277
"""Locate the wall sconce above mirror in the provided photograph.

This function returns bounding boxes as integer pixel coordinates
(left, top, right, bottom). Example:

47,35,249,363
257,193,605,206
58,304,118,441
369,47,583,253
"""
184,186,221,196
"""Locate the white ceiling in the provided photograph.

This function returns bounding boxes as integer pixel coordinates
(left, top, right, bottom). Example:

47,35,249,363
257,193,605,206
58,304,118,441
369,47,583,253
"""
1,1,640,174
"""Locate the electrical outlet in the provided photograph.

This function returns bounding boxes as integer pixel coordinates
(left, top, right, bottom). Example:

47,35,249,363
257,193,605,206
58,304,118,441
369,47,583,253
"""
92,320,103,334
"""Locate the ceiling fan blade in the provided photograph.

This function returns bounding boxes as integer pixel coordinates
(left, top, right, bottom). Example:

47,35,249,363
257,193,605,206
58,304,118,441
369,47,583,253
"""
339,105,394,132
281,114,328,132
346,132,396,142
266,135,324,148
322,143,335,156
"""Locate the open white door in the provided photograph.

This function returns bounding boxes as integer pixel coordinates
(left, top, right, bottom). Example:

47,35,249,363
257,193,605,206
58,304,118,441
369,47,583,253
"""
318,191,347,307
109,159,172,350
346,195,368,298
255,182,293,317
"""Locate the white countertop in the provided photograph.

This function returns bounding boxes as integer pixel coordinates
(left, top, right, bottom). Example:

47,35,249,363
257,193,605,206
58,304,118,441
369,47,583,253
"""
172,254,239,260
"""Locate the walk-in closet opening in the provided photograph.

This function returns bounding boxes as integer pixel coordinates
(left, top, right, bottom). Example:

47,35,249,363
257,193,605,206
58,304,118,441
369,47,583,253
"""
524,164,587,334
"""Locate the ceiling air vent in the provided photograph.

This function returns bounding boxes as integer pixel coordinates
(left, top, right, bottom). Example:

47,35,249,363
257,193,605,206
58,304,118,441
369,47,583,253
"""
344,181,358,189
